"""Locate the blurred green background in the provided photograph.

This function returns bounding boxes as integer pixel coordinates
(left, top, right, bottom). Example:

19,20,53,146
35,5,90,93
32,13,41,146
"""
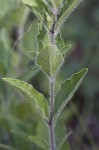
0,0,99,149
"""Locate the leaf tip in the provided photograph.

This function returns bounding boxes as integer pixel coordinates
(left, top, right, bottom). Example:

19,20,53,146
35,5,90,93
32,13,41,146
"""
2,77,7,81
82,68,88,74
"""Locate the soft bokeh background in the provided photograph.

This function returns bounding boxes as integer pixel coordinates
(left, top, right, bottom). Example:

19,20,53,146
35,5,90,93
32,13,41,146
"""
0,0,99,149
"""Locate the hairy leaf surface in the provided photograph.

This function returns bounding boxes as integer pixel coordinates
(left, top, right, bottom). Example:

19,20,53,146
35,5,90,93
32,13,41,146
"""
37,43,63,76
55,0,84,32
2,78,49,120
22,0,52,28
54,68,88,122
56,33,72,55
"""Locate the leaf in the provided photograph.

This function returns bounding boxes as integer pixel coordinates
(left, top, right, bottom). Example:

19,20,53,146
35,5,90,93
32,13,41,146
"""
37,43,63,76
29,136,47,150
37,24,46,50
21,19,38,59
36,120,49,146
0,28,11,66
0,61,7,76
11,129,30,141
22,0,42,21
37,29,50,52
22,0,38,7
56,33,72,55
22,0,50,25
58,130,72,150
0,143,18,150
2,78,49,120
55,119,72,149
54,68,88,122
58,140,71,150
55,0,84,32
55,119,66,147
29,120,49,149
0,0,17,20
50,0,62,9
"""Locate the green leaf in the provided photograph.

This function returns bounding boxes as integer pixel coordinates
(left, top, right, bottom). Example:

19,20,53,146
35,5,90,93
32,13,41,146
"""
22,0,42,21
36,120,49,146
55,119,72,149
54,68,88,122
11,129,30,142
50,0,62,9
0,0,17,20
22,0,38,7
21,19,38,59
29,136,47,150
55,119,66,147
0,61,7,75
2,78,49,120
58,140,71,150
29,120,49,149
56,33,72,55
58,130,72,150
37,43,63,76
37,24,46,50
22,0,50,26
55,0,84,32
0,143,18,150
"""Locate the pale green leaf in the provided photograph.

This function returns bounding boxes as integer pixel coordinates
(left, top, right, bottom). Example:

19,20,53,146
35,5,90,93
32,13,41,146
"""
29,136,47,150
2,78,49,120
50,0,62,8
54,68,88,122
37,43,63,76
37,27,52,52
37,24,46,50
22,0,50,26
56,33,72,54
55,33,64,51
55,0,84,32
22,0,38,7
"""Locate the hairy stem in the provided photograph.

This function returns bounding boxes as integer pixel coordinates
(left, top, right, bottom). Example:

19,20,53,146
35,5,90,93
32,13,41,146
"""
48,10,58,150
49,77,56,150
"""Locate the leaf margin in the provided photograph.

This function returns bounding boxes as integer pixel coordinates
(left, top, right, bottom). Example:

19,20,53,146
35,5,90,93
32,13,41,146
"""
54,68,88,123
2,78,49,120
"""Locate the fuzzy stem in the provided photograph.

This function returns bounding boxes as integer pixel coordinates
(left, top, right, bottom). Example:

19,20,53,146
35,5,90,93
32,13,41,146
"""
49,77,56,150
48,9,59,150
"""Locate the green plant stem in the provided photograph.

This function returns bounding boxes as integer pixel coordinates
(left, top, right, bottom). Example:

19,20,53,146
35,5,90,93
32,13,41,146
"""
48,11,58,150
49,77,56,150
